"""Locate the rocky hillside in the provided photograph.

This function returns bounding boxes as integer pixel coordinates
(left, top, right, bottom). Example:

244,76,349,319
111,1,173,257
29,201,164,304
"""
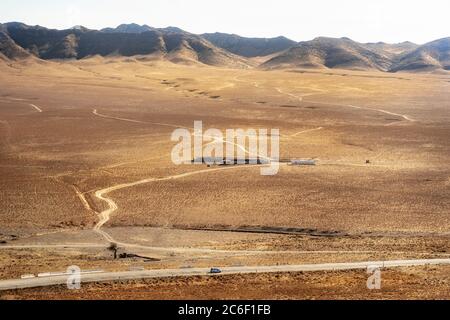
202,32,296,57
0,27,31,60
1,22,251,68
1,22,449,73
390,37,450,72
261,37,393,71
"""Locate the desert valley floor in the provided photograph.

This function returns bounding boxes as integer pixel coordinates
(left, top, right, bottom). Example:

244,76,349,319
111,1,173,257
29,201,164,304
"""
0,57,449,299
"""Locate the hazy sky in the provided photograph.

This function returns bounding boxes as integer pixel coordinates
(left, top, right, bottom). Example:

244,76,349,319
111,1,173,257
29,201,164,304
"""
1,0,449,44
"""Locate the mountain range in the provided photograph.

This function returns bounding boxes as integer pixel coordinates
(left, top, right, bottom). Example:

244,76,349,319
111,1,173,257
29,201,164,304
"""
202,32,297,57
1,22,449,73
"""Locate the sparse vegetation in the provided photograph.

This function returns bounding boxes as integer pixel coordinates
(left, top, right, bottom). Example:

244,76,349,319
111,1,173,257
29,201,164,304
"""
0,49,449,300
108,243,119,260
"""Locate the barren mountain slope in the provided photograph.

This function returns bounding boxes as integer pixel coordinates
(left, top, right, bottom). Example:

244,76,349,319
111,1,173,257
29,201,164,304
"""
261,37,393,71
391,37,450,72
202,32,297,57
2,22,251,68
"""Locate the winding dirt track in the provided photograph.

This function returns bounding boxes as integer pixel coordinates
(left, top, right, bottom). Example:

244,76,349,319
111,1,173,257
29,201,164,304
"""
93,109,187,128
0,94,417,252
0,99,418,255
89,105,417,250
91,109,281,248
259,79,415,126
0,94,442,291
305,100,416,125
92,165,270,247
347,104,416,123
276,87,305,102
285,127,323,138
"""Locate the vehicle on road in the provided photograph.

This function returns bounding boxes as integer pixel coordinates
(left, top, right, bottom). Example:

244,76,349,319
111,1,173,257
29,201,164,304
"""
210,268,222,274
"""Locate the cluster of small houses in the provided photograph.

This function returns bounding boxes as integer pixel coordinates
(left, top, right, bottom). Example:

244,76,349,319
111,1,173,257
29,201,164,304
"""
192,158,375,168
289,159,316,166
193,157,317,166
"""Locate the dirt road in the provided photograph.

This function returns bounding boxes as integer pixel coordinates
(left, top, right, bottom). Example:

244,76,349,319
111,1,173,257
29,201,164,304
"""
91,108,278,245
1,258,449,291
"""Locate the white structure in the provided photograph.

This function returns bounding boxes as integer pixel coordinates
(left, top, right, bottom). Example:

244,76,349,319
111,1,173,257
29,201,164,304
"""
290,159,316,166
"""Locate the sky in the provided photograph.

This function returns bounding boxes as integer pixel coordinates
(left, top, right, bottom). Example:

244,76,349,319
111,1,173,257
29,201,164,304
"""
1,0,449,44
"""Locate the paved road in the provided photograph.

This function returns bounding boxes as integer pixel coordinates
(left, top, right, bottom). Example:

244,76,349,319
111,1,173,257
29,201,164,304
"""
1,258,450,291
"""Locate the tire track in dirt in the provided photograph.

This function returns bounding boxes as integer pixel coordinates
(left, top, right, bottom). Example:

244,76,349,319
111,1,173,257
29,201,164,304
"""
72,184,98,214
92,109,272,160
92,165,265,233
93,109,190,129
238,78,415,126
283,127,323,139
309,101,416,125
29,104,43,113
90,109,278,247
87,107,411,254
276,87,304,102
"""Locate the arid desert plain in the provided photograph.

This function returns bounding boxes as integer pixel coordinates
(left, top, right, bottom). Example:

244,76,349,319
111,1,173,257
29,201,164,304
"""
0,57,449,299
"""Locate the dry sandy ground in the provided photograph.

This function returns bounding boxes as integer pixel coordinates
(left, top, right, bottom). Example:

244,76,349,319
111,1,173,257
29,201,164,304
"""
0,229,448,280
2,266,449,300
1,58,449,233
0,57,449,298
